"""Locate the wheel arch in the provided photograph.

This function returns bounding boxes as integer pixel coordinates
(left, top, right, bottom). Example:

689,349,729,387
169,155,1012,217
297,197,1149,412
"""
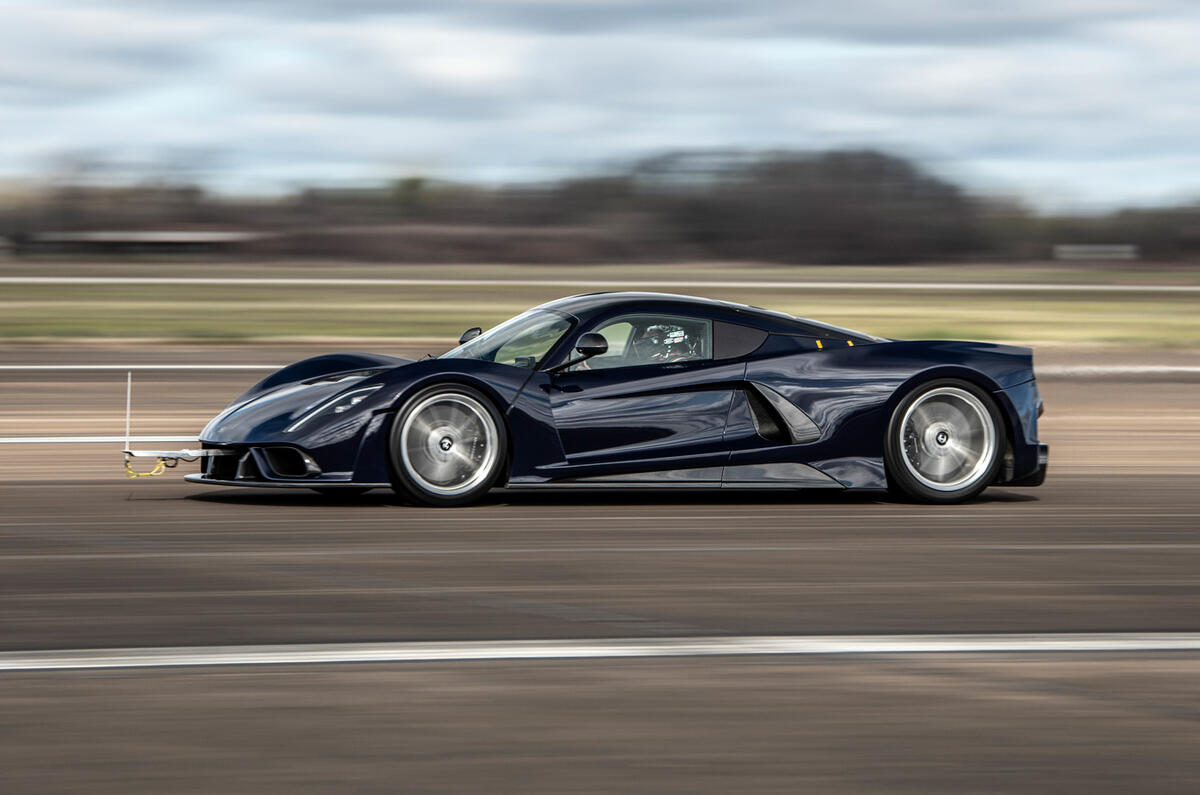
348,372,516,487
385,372,514,416
884,365,1018,482
384,376,515,488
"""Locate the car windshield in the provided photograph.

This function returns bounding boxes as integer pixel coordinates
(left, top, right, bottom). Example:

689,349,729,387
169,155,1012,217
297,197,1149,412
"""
440,309,574,369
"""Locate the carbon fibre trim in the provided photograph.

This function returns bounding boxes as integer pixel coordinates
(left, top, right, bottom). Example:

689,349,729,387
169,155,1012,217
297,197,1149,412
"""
184,474,389,489
747,382,821,444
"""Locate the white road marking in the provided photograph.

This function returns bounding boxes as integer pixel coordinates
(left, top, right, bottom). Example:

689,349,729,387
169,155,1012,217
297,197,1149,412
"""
0,364,277,371
2,276,1197,293
3,633,1200,671
1039,365,1200,376
0,435,198,444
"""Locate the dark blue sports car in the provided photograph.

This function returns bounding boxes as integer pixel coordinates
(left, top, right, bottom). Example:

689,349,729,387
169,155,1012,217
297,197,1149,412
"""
179,292,1047,505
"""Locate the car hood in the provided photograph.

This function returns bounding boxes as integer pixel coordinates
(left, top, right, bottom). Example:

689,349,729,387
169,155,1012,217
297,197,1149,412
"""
202,352,414,443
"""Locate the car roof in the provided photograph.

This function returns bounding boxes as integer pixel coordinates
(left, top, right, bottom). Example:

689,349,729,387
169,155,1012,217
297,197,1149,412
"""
536,291,793,323
533,291,873,340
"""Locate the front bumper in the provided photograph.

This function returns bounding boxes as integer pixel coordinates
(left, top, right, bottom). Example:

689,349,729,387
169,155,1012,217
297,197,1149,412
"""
188,442,379,488
184,473,389,489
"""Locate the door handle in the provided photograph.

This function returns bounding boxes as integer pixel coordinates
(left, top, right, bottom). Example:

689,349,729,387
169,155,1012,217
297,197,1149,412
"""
542,383,583,393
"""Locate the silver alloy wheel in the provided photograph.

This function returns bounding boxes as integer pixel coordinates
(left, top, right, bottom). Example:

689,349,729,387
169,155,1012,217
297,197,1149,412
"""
399,391,499,496
899,386,997,492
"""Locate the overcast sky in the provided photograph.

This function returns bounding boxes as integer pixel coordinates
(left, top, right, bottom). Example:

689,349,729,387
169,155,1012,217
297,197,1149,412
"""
2,0,1198,210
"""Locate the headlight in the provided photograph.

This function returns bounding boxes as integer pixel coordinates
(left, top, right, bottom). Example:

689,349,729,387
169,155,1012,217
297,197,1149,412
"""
285,385,382,433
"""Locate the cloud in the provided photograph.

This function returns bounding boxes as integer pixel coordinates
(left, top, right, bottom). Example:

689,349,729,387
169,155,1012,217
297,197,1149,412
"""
0,0,1198,208
101,0,1195,42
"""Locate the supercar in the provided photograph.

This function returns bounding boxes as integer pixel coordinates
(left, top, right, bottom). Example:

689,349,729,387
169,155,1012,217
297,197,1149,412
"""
158,292,1046,505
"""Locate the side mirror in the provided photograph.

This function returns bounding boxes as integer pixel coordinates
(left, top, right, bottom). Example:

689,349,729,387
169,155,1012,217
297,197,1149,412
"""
546,333,608,373
458,327,482,345
574,332,608,358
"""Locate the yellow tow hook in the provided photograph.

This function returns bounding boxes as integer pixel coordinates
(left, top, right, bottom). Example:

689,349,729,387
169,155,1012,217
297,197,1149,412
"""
124,455,168,478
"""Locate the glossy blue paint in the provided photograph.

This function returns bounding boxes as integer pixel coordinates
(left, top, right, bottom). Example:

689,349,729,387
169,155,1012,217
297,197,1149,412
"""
541,358,744,465
192,292,1047,493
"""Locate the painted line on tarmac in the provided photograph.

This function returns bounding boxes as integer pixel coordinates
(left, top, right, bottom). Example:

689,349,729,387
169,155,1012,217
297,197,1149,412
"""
1039,365,1200,376
4,633,1200,671
0,364,277,371
0,435,197,444
2,276,1199,293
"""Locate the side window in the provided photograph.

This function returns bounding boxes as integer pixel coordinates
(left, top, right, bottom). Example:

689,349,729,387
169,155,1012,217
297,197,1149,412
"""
574,314,712,371
580,321,634,369
712,321,768,359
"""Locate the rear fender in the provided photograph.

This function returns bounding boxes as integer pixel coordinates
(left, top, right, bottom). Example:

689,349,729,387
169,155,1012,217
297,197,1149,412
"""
885,366,1038,486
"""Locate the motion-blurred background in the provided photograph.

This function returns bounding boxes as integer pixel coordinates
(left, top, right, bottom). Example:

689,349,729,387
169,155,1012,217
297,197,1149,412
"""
1,0,1198,346
5,5,1200,793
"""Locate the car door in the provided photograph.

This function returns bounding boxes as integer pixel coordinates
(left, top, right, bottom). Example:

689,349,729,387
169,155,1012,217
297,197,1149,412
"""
544,313,743,469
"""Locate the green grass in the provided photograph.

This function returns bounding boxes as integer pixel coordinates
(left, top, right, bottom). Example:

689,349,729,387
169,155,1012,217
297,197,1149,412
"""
2,262,1198,345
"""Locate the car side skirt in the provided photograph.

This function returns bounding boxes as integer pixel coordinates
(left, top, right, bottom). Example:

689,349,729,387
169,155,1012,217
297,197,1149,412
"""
511,462,844,489
186,462,845,490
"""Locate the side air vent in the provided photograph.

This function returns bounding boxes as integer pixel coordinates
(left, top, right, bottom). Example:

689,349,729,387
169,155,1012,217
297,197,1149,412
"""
744,387,788,444
746,383,821,444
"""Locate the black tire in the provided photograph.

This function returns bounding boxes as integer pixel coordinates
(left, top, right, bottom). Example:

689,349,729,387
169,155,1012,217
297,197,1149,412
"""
310,487,372,498
884,378,1004,504
387,384,508,507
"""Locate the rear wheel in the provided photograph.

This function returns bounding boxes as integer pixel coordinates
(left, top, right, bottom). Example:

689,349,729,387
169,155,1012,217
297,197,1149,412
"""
387,384,506,507
885,379,1002,503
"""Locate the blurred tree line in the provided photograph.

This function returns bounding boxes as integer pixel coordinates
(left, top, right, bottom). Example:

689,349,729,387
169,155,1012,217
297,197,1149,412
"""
3,148,1199,263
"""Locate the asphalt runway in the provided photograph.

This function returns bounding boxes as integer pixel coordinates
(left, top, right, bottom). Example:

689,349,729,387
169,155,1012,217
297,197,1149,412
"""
2,344,1200,792
2,472,1200,651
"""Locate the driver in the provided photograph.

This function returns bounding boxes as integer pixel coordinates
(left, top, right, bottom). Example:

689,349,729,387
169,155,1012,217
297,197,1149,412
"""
632,324,697,363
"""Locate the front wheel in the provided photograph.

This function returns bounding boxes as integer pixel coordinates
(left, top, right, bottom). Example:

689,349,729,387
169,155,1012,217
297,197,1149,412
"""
387,384,507,507
885,379,1003,504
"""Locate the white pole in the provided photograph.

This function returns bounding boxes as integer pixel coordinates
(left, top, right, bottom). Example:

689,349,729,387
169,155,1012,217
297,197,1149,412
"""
124,371,132,451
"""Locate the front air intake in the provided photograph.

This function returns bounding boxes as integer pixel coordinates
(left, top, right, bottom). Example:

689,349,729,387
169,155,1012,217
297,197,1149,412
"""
261,447,321,478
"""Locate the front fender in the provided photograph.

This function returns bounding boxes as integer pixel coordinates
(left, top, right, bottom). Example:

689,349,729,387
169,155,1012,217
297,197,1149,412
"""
349,359,551,484
237,352,411,403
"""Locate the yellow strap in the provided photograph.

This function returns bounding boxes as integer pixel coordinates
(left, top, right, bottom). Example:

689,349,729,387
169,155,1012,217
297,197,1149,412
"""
125,457,167,478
